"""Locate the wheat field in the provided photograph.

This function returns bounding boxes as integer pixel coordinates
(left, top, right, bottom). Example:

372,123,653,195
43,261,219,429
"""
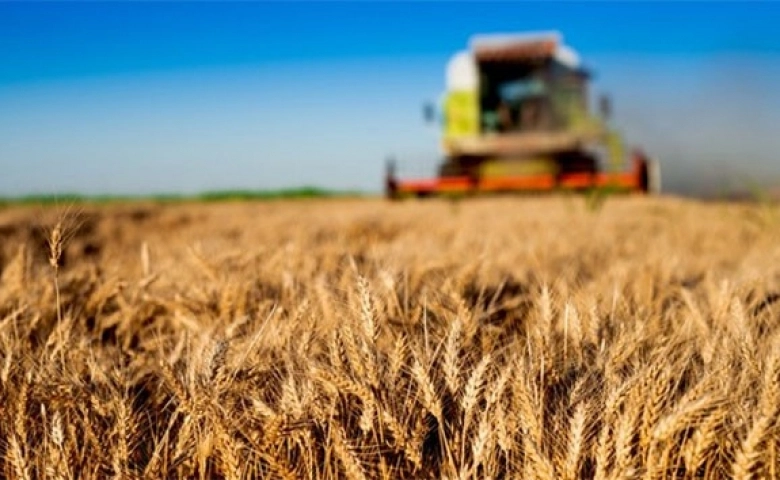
0,195,779,479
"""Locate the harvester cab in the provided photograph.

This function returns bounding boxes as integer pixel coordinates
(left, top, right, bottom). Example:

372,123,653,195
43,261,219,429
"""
386,31,661,198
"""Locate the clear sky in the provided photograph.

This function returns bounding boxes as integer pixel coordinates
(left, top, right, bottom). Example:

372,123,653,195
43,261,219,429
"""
2,1,779,196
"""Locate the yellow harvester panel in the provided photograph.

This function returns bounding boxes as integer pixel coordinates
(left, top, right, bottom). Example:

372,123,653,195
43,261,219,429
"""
444,90,479,138
479,157,560,177
605,130,625,171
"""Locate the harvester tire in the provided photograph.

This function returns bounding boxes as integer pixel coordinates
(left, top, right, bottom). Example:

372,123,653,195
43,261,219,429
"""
647,158,662,194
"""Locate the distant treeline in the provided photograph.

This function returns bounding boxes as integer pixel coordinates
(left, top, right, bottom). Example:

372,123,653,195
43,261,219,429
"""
0,187,367,205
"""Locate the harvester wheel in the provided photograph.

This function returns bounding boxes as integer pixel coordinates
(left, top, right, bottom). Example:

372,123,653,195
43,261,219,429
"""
647,158,662,194
635,152,662,194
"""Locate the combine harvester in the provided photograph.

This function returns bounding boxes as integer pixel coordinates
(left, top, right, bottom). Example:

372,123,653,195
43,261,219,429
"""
386,32,661,198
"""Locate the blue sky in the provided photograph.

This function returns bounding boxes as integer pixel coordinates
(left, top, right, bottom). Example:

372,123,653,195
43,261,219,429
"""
2,2,779,196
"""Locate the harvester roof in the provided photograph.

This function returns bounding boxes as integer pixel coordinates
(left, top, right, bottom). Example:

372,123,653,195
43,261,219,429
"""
469,31,581,68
